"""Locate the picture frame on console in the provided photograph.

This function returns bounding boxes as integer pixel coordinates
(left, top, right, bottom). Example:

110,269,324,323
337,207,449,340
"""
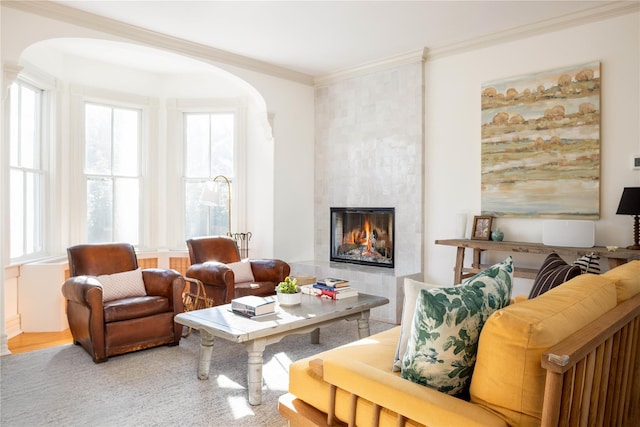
472,215,493,240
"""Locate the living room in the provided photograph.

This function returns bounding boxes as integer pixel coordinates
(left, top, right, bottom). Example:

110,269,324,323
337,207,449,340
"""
1,0,639,414
2,0,639,343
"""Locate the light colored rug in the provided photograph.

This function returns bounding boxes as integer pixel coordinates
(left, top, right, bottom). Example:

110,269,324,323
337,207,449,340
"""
1,319,393,427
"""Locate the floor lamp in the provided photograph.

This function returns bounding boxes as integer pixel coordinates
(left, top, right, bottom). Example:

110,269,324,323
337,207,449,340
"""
199,175,232,237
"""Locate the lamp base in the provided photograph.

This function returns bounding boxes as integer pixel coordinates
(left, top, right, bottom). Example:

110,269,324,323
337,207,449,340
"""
626,244,640,251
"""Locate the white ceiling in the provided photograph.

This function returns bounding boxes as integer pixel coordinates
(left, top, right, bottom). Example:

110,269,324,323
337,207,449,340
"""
48,1,618,77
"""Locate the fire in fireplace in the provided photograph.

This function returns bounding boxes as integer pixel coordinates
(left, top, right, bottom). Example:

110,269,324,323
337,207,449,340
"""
330,207,394,268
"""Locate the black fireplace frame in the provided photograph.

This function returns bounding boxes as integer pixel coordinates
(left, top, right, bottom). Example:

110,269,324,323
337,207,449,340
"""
330,207,395,269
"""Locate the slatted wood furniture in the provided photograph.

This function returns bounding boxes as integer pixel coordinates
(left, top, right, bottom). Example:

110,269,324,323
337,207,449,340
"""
435,239,640,284
278,261,640,427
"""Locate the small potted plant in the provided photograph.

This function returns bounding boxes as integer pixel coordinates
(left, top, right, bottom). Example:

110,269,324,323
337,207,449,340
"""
276,276,301,306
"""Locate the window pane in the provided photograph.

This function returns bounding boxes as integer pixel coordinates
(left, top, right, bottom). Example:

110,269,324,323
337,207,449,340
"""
9,84,19,166
87,177,113,243
185,181,208,238
210,113,234,178
10,170,24,258
20,85,38,169
24,172,42,254
185,114,210,177
85,104,112,175
113,108,139,176
114,178,139,244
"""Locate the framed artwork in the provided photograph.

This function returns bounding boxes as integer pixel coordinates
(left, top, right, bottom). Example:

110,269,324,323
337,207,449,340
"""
481,61,600,219
472,216,493,240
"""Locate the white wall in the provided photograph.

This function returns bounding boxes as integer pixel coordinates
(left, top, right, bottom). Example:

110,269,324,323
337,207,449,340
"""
425,12,640,296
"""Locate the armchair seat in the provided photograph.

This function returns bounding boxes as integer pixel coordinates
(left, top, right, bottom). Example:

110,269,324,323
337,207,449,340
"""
186,236,290,305
103,296,169,323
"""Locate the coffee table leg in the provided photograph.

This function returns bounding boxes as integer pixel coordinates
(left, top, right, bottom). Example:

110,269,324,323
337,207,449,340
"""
357,310,371,339
197,330,214,380
245,338,267,405
310,327,320,344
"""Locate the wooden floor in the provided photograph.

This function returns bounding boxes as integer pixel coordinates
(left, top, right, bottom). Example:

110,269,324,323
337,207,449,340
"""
8,329,73,354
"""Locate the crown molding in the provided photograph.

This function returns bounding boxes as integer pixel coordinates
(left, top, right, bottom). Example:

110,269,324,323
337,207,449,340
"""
314,1,638,84
4,1,637,87
314,48,427,86
3,0,315,86
426,1,640,61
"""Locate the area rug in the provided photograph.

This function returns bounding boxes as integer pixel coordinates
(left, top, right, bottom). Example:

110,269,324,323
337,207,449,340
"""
1,319,393,427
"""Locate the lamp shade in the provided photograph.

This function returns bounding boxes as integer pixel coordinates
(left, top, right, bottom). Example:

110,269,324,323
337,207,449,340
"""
616,187,640,215
199,181,218,206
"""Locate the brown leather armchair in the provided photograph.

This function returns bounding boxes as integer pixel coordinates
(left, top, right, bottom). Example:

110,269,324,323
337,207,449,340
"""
186,236,290,305
62,243,184,363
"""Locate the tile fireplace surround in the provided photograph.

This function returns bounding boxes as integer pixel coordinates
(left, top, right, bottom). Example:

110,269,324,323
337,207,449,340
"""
293,60,425,325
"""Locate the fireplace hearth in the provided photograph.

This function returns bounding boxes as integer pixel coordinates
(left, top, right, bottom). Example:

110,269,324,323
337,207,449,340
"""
330,207,394,268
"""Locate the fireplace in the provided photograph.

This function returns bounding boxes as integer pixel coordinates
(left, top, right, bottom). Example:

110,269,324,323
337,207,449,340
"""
330,207,394,268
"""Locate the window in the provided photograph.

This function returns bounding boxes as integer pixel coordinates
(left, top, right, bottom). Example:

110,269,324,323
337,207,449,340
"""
183,112,235,238
9,81,45,260
84,102,141,244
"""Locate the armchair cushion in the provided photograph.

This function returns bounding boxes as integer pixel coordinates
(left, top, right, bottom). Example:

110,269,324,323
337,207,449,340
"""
96,268,147,302
227,260,255,283
103,296,170,323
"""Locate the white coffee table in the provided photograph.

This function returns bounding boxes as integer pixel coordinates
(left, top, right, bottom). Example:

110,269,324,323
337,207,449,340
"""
174,293,389,405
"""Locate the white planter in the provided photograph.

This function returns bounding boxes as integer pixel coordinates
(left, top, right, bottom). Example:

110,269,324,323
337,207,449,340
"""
277,292,302,306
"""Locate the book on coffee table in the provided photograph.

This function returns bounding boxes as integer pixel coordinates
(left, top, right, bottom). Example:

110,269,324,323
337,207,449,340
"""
317,278,350,288
231,295,276,317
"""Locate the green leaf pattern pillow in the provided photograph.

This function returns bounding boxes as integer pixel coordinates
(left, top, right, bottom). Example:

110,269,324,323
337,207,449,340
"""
401,257,513,395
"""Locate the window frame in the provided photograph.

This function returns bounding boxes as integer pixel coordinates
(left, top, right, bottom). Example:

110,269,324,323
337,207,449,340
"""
7,76,52,263
69,86,155,248
166,98,247,249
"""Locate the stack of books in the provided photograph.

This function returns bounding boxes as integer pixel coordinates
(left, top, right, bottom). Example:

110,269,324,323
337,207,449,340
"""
231,295,276,318
300,278,358,300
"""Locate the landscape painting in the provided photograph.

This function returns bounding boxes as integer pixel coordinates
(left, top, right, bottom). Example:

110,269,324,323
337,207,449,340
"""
481,61,600,218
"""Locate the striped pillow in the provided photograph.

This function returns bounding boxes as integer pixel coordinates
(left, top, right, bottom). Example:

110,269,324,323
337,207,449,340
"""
573,253,601,274
529,253,582,298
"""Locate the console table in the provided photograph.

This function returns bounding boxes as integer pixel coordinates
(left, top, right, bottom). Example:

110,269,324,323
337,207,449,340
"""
435,239,640,284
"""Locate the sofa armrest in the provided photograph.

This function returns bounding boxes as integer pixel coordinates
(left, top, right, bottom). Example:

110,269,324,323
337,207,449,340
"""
250,259,290,282
322,358,508,427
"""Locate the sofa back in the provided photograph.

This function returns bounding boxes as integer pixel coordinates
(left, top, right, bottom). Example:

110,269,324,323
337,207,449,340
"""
469,274,618,427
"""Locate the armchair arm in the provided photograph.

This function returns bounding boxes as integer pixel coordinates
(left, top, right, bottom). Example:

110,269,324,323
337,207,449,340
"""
142,268,185,314
322,358,508,427
186,262,235,301
250,259,291,283
61,276,104,307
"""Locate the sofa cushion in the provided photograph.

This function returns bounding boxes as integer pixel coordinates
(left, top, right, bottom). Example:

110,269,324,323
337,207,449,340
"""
470,274,617,427
601,260,640,304
96,268,147,302
528,252,582,298
289,327,407,425
401,257,513,395
392,278,440,371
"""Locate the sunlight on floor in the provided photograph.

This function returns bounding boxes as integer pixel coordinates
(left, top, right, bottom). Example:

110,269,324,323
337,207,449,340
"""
226,396,255,419
262,351,292,391
217,375,244,389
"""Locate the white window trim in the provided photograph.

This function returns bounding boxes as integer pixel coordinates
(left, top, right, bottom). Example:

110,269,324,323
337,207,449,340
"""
166,97,247,250
69,84,158,249
6,68,58,264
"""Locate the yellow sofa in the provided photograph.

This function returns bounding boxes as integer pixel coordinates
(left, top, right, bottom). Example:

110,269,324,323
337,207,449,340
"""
278,260,640,427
